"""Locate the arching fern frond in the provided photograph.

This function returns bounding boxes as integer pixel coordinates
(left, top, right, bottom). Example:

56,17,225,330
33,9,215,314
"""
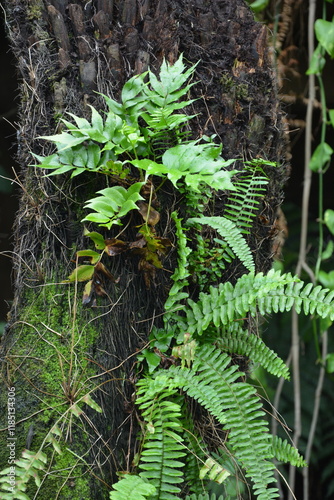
185,269,334,335
187,216,255,273
136,377,186,500
167,344,279,500
215,325,290,380
224,167,268,233
270,436,307,467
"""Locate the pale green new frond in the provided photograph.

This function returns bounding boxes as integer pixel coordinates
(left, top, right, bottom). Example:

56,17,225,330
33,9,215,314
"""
199,457,231,483
109,474,156,500
188,216,255,273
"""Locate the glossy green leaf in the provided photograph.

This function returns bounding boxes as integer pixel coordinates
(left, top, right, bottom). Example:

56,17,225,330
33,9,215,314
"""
249,0,269,13
306,44,326,75
315,19,334,58
76,249,101,264
82,393,103,413
309,142,333,172
326,353,334,373
329,109,334,128
38,133,88,150
318,270,334,290
324,209,334,235
63,265,95,283
84,230,106,249
321,240,334,260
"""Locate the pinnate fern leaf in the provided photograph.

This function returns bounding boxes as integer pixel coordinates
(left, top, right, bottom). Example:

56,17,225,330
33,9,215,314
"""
136,377,186,500
168,345,279,499
188,216,255,273
186,269,334,335
224,167,268,233
216,325,290,379
270,436,307,467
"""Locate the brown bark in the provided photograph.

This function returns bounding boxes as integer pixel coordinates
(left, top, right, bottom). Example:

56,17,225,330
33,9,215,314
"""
0,0,287,498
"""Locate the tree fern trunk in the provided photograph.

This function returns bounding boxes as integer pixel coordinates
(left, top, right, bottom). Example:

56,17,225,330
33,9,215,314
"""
0,1,287,498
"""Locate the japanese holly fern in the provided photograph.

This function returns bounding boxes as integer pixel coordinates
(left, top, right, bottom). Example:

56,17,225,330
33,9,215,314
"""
31,56,334,500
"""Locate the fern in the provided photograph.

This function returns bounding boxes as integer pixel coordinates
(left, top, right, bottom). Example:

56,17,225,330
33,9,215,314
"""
167,344,279,500
187,216,255,273
199,457,231,483
215,325,290,379
0,449,47,500
185,495,225,500
185,269,334,335
135,376,186,500
224,165,269,233
270,436,306,467
164,212,191,314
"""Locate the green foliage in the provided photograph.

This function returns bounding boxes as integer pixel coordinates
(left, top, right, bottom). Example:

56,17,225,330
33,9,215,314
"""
0,450,47,500
109,474,156,500
167,346,279,500
216,325,290,379
270,436,306,467
136,377,186,499
224,164,269,233
184,269,334,335
82,182,145,229
26,54,316,499
188,216,255,273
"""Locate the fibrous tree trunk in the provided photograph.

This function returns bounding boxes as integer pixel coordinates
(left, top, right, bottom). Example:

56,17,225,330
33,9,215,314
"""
0,1,287,498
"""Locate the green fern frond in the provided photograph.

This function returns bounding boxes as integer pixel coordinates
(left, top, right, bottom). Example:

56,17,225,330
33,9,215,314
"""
224,168,268,233
109,474,156,500
185,269,334,335
164,212,191,314
270,436,307,467
216,325,290,380
187,216,255,273
0,449,47,499
185,494,225,500
168,344,279,500
136,377,186,500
